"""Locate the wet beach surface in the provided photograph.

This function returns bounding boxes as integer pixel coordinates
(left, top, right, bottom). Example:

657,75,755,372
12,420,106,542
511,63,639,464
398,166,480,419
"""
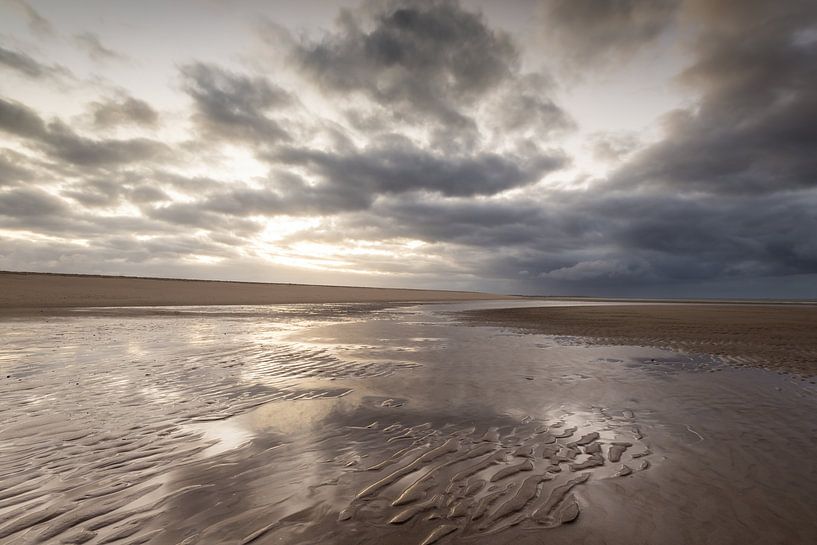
1,301,816,544
460,303,817,376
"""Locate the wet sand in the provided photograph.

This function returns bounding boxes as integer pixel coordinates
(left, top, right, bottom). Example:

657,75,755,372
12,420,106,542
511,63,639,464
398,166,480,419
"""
0,271,511,312
2,301,817,544
461,303,817,376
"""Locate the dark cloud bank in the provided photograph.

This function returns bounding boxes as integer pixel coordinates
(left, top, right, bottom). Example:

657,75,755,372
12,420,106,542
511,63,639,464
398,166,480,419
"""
1,0,816,298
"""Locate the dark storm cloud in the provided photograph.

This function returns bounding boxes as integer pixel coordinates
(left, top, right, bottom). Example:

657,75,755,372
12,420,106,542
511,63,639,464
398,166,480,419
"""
343,196,553,247
89,94,159,128
540,0,679,65
337,186,817,289
150,0,814,293
216,0,571,218
292,0,518,129
0,0,814,297
181,62,292,143
153,137,565,222
74,32,127,63
200,177,366,217
0,97,168,167
271,138,565,198
610,192,817,277
0,44,69,79
416,0,817,293
613,0,817,193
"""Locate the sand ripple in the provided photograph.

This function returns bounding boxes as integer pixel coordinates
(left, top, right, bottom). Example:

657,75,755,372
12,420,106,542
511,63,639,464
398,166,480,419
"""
0,309,415,544
3,302,816,545
338,408,651,542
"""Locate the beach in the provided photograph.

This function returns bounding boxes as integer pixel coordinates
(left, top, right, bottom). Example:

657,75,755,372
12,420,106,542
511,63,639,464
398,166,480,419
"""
3,0,814,542
460,303,817,376
1,295,816,544
0,271,512,312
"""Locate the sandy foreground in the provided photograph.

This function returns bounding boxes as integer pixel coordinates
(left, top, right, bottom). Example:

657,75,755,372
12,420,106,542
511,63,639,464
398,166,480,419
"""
0,271,512,311
1,300,817,544
460,303,817,376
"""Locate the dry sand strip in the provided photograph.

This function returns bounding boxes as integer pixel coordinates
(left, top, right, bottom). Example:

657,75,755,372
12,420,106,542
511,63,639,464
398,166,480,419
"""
460,304,817,376
0,271,513,312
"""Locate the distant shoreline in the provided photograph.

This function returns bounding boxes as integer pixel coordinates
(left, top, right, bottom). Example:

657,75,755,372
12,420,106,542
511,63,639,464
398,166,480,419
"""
0,270,514,312
512,295,817,305
0,269,489,292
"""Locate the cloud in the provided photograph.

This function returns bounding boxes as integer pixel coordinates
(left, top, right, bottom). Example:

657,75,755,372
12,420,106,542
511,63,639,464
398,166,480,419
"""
89,94,159,128
0,97,168,167
292,0,529,134
139,136,565,225
0,0,815,297
74,32,128,63
180,62,292,143
589,131,641,163
0,96,48,138
0,44,69,79
487,73,575,136
313,181,817,291
539,0,680,67
612,0,817,193
540,257,655,282
61,175,168,208
0,149,35,186
270,137,565,199
43,121,167,167
0,232,243,274
0,45,42,77
146,202,262,236
284,0,574,159
0,187,68,218
8,0,55,37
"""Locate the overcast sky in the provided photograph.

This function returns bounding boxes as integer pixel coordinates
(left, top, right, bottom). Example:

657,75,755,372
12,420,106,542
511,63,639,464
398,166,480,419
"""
1,0,816,297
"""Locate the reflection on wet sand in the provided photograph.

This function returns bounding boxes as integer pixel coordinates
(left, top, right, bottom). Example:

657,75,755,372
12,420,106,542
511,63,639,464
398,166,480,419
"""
338,409,650,541
1,302,817,544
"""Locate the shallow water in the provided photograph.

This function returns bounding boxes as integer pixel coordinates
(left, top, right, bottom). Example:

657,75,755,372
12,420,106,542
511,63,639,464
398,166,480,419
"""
1,301,816,545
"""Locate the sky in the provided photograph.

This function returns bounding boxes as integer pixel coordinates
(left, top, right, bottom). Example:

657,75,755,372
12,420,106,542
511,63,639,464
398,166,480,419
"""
1,0,816,298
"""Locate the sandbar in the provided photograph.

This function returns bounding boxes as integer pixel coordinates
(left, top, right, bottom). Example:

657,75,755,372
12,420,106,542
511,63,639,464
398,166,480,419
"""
460,303,817,376
0,271,512,313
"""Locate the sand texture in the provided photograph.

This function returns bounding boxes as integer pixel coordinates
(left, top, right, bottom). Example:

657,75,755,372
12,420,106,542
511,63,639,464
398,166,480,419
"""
460,303,817,375
0,271,510,310
2,301,817,544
